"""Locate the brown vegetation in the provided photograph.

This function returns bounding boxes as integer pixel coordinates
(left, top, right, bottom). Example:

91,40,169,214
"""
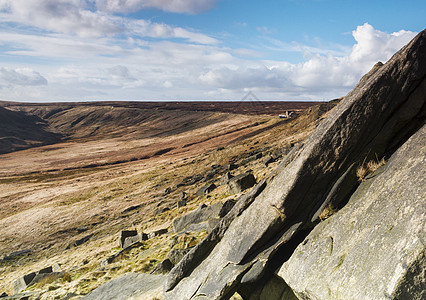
0,100,337,296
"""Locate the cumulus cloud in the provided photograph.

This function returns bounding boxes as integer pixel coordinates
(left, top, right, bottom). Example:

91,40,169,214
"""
0,67,48,86
0,20,418,101
0,0,217,43
199,23,417,98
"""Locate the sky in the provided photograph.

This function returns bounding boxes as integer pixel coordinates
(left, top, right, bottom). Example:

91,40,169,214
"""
0,0,425,102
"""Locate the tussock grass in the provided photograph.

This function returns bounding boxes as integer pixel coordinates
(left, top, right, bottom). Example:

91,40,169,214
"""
319,203,337,221
357,156,386,181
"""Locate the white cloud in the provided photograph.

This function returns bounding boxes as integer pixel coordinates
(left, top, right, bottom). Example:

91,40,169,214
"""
198,23,417,99
0,20,418,101
95,0,219,14
0,67,48,86
0,0,217,43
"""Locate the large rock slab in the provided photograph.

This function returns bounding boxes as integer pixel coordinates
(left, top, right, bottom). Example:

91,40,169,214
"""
172,202,229,233
82,273,165,300
279,124,426,299
164,29,426,299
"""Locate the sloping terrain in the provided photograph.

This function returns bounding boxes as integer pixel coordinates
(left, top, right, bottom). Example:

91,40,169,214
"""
0,107,62,154
0,100,334,298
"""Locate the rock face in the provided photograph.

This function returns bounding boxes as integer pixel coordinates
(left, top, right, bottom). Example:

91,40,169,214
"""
164,29,426,299
82,273,165,300
172,201,234,233
278,125,426,300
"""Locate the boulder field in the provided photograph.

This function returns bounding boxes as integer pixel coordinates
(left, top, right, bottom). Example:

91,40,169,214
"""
163,29,426,299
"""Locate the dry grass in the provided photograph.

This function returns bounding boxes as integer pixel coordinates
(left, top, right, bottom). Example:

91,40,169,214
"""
356,157,386,181
319,203,337,221
0,102,330,296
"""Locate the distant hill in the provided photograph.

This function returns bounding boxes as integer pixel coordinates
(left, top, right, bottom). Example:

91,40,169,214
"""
0,107,62,154
0,100,326,155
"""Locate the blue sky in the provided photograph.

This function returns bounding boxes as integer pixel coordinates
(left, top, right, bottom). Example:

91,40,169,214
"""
0,0,424,102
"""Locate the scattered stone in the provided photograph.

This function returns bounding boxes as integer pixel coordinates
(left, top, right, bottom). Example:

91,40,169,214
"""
14,272,36,293
262,155,275,166
177,199,187,208
71,234,93,247
119,230,148,250
121,204,144,214
239,274,298,300
119,230,138,248
225,163,238,171
219,172,233,185
168,248,191,266
217,146,225,151
148,228,168,239
77,226,89,233
195,183,216,197
13,265,60,293
155,207,170,216
0,292,7,298
211,164,221,170
151,259,173,274
227,172,256,194
178,191,187,201
204,170,217,181
207,218,220,234
164,187,172,195
2,291,37,300
172,202,224,233
241,152,263,165
62,293,78,300
177,174,204,187
219,199,236,218
124,238,137,250
2,249,31,261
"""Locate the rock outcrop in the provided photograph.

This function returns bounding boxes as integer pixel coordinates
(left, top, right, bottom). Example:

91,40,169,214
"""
82,273,165,300
14,265,61,294
227,172,256,194
164,29,426,299
172,201,235,233
278,125,426,300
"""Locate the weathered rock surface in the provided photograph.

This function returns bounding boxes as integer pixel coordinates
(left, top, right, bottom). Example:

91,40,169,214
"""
122,233,147,250
2,250,31,261
240,274,298,300
82,272,165,300
278,125,426,300
151,259,174,274
227,172,256,194
195,183,216,197
13,265,60,294
1,291,38,300
164,30,426,299
119,230,138,248
172,202,224,233
168,248,192,266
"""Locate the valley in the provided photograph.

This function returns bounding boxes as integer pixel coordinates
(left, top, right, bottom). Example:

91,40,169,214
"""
0,100,332,298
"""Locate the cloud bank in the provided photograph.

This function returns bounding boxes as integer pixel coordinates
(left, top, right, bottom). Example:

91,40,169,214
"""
0,0,418,102
0,68,48,86
199,24,416,98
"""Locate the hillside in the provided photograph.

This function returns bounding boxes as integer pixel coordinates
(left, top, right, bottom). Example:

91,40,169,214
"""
0,101,323,156
0,99,335,298
0,107,62,154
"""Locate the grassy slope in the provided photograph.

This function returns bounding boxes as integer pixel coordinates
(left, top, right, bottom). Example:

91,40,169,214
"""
0,102,337,297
